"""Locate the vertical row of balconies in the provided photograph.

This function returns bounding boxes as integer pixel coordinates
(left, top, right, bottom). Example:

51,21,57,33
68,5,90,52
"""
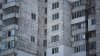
71,0,96,56
0,0,19,55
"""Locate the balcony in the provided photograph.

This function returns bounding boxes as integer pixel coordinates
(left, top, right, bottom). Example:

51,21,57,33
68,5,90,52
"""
3,13,19,20
2,17,18,27
2,24,18,30
2,1,19,9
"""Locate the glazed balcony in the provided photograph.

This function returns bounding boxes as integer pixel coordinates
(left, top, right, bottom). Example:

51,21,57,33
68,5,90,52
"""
3,13,19,20
3,6,19,20
2,0,19,9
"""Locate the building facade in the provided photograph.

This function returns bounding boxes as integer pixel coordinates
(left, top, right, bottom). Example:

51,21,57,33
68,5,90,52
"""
47,0,72,56
0,0,99,56
0,0,38,56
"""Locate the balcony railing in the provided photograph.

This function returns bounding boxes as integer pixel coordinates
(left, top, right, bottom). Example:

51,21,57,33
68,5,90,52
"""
2,1,19,9
3,13,19,20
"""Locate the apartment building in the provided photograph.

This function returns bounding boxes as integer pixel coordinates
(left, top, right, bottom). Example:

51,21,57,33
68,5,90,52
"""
47,0,72,56
0,0,38,56
0,0,100,56
47,0,96,56
71,0,96,56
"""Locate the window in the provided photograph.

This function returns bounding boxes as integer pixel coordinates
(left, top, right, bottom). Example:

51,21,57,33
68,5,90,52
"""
72,0,85,8
14,53,17,56
76,1,79,7
0,4,2,9
45,8,47,14
74,45,85,53
80,45,86,51
43,40,47,47
89,42,96,50
53,13,59,20
37,51,39,56
45,0,47,3
44,29,47,35
73,33,85,42
71,21,85,31
4,6,19,15
31,13,36,20
44,52,46,56
80,0,85,6
2,29,15,38
2,32,7,38
0,14,2,20
44,18,47,24
77,23,81,29
72,10,85,19
31,36,35,42
77,11,80,17
73,1,80,8
8,42,10,48
8,31,11,37
52,47,59,54
10,41,14,48
91,19,96,25
1,41,14,51
51,35,59,43
3,18,18,27
5,0,7,3
1,42,8,50
7,29,15,37
52,24,59,31
11,29,15,36
88,31,96,38
52,2,59,9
